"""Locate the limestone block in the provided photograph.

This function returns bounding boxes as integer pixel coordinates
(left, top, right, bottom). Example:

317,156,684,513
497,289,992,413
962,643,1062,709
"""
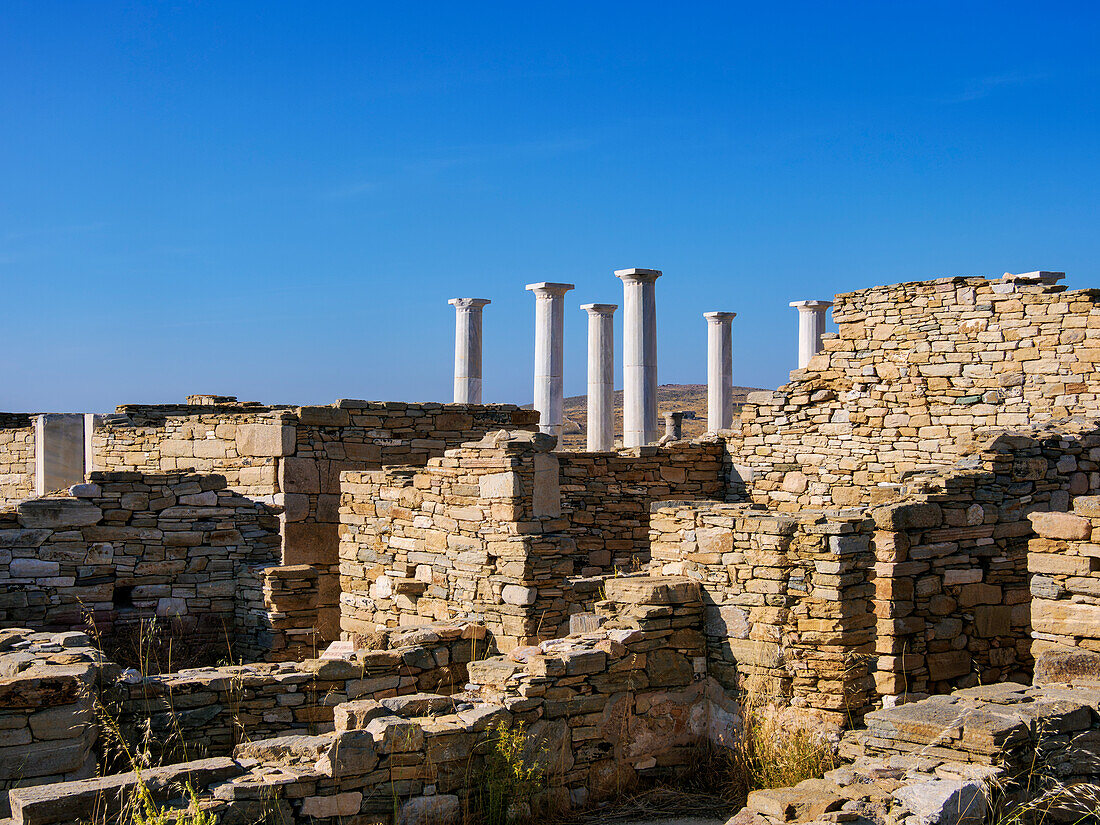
1028,511,1092,541
1032,600,1100,638
479,472,521,499
893,778,988,825
235,424,296,457
300,792,363,818
399,794,460,825
501,584,536,606
278,457,320,494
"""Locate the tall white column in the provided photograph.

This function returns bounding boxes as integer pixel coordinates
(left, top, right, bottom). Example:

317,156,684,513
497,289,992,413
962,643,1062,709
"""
526,282,575,438
581,303,617,451
704,312,737,432
790,300,833,369
448,298,491,403
616,268,662,447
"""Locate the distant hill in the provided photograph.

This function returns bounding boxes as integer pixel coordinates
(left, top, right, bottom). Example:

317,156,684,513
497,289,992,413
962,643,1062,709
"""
544,383,765,450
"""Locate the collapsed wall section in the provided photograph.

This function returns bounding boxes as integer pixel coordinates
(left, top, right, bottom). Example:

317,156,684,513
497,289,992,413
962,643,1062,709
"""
733,274,1100,509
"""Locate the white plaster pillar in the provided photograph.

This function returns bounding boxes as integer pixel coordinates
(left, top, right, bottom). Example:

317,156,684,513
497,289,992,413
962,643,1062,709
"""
448,298,491,404
704,311,737,432
581,303,617,451
526,282,575,438
616,268,662,447
790,300,834,369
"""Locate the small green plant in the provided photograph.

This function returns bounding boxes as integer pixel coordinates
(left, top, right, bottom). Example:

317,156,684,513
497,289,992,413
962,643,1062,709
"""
130,780,218,825
479,722,546,825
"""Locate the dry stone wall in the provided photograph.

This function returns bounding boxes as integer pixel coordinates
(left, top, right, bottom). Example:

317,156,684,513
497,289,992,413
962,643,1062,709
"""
648,502,876,717
339,432,727,651
0,472,280,656
0,629,100,817
1028,496,1100,654
94,400,538,641
871,419,1100,698
734,273,1100,509
0,415,35,507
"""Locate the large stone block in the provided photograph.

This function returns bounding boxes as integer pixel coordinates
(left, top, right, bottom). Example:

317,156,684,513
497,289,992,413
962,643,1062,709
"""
1029,511,1092,541
235,424,296,457
1032,600,1100,639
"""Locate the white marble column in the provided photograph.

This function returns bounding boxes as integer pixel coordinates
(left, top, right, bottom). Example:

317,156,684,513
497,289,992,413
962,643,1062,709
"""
526,282,575,438
581,303,617,451
448,298,491,403
790,300,833,369
616,268,662,447
704,311,737,432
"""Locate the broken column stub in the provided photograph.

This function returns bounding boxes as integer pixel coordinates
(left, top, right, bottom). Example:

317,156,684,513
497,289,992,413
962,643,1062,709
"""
581,303,617,451
616,268,661,447
704,312,736,432
34,414,87,496
526,282,574,438
448,298,491,404
789,300,833,370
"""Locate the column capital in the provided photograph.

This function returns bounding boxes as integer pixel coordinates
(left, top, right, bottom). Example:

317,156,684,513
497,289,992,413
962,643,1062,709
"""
615,268,662,283
789,300,833,310
581,303,618,316
704,311,737,323
526,282,575,297
449,297,491,309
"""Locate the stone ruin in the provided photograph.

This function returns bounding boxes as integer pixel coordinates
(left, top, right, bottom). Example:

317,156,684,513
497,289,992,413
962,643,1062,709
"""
2,268,1100,824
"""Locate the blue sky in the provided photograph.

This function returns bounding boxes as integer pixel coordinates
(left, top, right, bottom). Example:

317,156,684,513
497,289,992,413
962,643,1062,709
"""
3,2,1098,412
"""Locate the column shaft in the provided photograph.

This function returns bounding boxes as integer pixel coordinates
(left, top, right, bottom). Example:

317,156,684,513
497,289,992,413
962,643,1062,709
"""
790,300,834,369
527,283,574,438
705,312,737,432
582,304,617,451
616,268,662,447
449,298,490,403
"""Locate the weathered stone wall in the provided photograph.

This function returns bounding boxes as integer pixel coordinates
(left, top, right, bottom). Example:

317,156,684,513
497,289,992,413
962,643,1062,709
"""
870,420,1100,698
339,433,727,650
105,621,488,765
648,502,876,717
1028,497,1100,655
0,414,35,507
0,630,100,816
94,400,539,640
0,472,280,655
733,274,1100,509
559,442,725,571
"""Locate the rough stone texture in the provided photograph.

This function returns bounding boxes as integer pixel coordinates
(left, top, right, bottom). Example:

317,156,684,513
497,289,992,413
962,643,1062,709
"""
340,433,724,650
93,400,539,640
1030,493,1100,654
731,275,1100,509
0,630,101,816
0,472,280,653
0,415,35,507
649,502,875,717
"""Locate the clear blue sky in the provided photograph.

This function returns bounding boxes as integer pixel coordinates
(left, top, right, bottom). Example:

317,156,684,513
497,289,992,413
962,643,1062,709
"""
3,2,1098,413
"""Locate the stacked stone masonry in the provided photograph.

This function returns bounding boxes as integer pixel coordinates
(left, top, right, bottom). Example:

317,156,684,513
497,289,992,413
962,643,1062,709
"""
732,274,1100,509
0,472,280,655
339,431,725,651
0,414,35,507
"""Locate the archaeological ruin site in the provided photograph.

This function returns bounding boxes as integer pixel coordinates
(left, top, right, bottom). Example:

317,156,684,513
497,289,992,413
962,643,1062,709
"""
4,266,1100,825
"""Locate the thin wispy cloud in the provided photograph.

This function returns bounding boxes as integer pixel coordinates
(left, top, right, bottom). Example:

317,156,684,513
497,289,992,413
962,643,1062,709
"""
937,71,1050,104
